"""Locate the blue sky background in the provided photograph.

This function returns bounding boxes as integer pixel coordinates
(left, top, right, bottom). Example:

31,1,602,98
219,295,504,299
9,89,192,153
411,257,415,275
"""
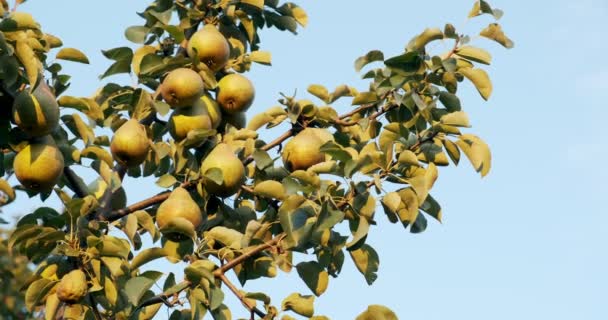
4,0,607,319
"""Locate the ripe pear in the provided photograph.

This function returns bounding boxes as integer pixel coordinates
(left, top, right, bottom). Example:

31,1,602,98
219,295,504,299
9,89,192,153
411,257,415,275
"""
216,74,255,114
282,128,330,171
12,82,59,137
156,187,203,233
56,269,88,304
168,100,214,141
13,136,64,192
219,111,246,130
200,143,246,197
110,119,150,167
88,179,127,210
187,24,231,72
161,68,205,108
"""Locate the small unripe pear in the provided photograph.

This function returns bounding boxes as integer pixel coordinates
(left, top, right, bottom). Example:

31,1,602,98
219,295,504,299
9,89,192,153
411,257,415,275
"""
12,82,59,137
110,119,149,167
200,143,246,197
168,100,214,141
216,74,255,114
13,136,64,192
156,187,203,232
56,269,88,304
161,68,205,108
187,24,231,72
282,128,330,171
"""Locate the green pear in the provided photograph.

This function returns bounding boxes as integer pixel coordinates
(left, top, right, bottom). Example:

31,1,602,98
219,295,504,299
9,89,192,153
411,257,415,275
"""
110,119,150,167
13,136,64,192
156,187,203,234
168,100,214,142
161,68,205,108
282,128,332,171
200,143,245,197
56,269,88,304
216,74,255,114
187,24,231,72
12,82,59,137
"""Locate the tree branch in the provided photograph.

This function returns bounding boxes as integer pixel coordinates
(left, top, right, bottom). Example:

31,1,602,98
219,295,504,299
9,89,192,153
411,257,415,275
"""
214,235,284,276
217,273,266,318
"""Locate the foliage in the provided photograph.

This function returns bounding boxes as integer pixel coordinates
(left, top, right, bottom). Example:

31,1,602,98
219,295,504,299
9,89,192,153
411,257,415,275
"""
0,0,512,319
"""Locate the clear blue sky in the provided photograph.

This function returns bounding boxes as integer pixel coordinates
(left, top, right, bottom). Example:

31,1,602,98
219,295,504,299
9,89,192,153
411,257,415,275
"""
6,0,607,319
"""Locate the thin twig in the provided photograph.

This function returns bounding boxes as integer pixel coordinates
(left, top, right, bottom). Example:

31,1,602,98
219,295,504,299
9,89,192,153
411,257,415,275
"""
217,273,266,318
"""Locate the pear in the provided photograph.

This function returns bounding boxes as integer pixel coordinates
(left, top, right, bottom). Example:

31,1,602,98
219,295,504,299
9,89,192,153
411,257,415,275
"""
187,24,231,72
200,143,246,197
216,74,255,114
56,269,88,304
156,187,203,234
12,82,59,137
13,136,64,192
168,99,214,142
161,68,205,108
219,111,246,130
282,128,331,171
88,178,127,210
110,119,150,167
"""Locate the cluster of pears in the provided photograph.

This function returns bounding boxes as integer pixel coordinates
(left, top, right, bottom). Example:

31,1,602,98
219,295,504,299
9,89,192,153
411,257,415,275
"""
282,128,334,171
11,82,65,192
161,24,255,143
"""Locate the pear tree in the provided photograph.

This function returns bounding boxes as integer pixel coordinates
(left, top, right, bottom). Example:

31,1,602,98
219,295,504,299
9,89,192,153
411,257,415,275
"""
0,0,513,319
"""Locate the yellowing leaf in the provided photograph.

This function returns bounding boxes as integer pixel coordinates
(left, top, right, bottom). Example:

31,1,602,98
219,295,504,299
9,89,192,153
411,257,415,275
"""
15,40,40,88
440,111,471,127
456,134,492,177
281,293,314,317
455,46,492,65
296,261,329,296
254,180,286,200
458,67,492,100
56,47,90,64
241,0,263,10
409,28,444,50
249,50,272,65
356,305,398,320
480,23,514,48
349,244,379,285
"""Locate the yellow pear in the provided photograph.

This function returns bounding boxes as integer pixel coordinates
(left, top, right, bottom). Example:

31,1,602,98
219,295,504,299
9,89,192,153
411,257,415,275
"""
132,45,158,75
200,143,246,197
161,68,204,108
13,136,64,192
88,179,127,210
156,187,203,232
56,269,88,304
216,74,255,114
168,100,214,142
187,24,231,72
219,111,246,130
282,128,330,171
12,82,59,137
110,119,150,167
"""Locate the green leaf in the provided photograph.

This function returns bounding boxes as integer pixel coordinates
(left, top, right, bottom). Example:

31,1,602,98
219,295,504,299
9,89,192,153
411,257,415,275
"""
456,134,491,177
125,26,150,44
125,272,162,306
480,23,514,48
384,51,422,74
252,149,273,170
130,247,167,270
352,92,379,105
354,50,384,72
455,46,492,65
282,293,314,317
296,261,329,296
279,195,316,249
241,0,264,10
25,278,56,311
356,305,398,320
56,48,90,64
458,67,492,100
349,244,379,285
438,91,461,112
210,304,232,320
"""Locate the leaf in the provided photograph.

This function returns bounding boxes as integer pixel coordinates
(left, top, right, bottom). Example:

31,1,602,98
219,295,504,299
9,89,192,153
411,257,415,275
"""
296,261,329,296
56,48,90,64
155,174,178,188
125,272,162,306
81,146,113,166
125,26,150,44
458,67,492,100
205,226,243,249
480,23,514,48
307,84,329,103
249,51,272,65
349,244,379,285
25,278,55,311
408,28,444,51
438,91,461,112
456,134,491,177
44,293,61,320
210,304,232,320
131,247,167,270
354,50,384,72
352,92,379,105
254,180,286,200
0,178,15,205
281,293,314,317
440,111,470,127
279,195,316,249
241,0,264,10
356,305,398,320
15,40,40,88
384,51,422,74
455,46,492,65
